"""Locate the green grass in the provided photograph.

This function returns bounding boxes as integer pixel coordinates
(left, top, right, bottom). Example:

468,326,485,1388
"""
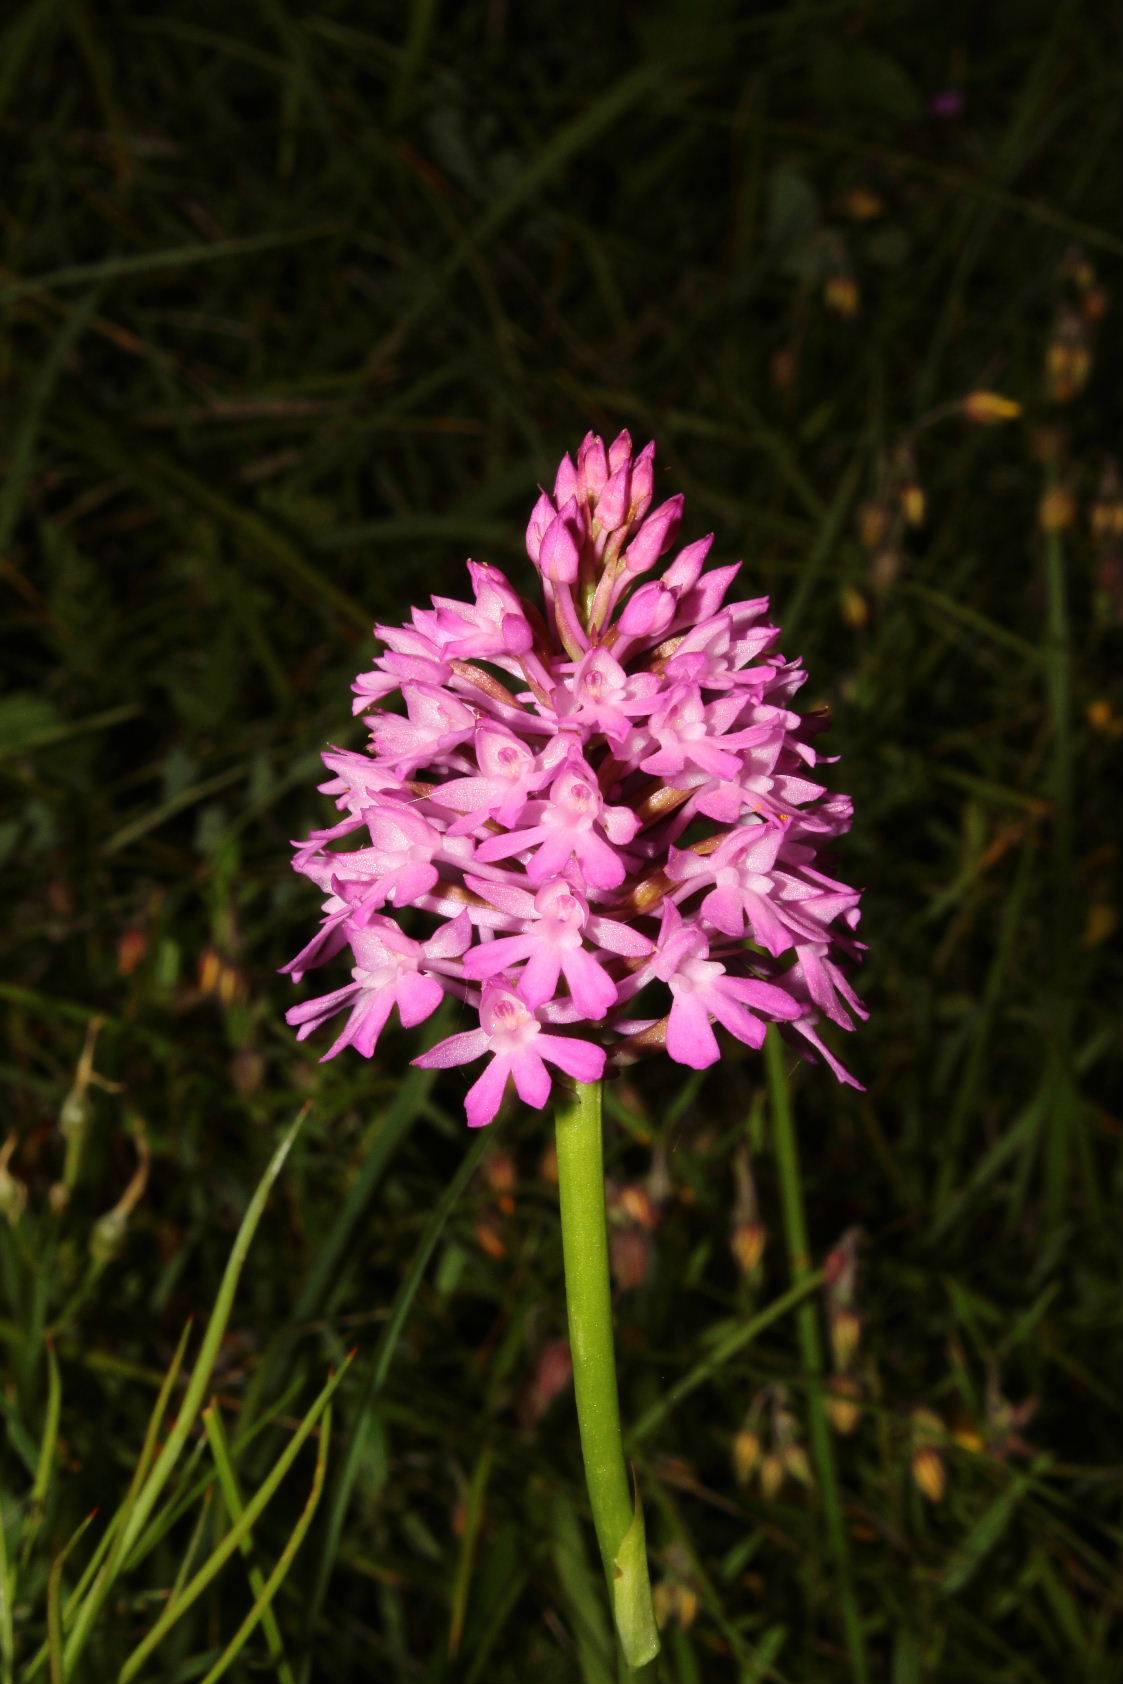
2,2,1120,1680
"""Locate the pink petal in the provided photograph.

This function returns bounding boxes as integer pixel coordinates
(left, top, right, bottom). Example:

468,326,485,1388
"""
704,992,766,1052
336,990,397,1059
665,993,720,1069
585,914,655,958
537,1034,607,1084
464,873,537,919
698,885,746,937
414,1028,490,1069
395,972,445,1030
463,934,534,980
388,861,440,905
561,950,617,1019
464,1055,513,1127
424,910,473,960
722,976,803,1021
286,981,358,1039
510,1047,552,1110
518,944,563,1010
790,1020,865,1089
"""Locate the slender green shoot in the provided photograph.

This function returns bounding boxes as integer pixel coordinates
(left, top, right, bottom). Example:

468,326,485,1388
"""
765,1031,869,1684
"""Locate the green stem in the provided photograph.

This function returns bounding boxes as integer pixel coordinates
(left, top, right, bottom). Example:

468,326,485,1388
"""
765,1031,869,1684
554,1079,659,1670
1042,478,1079,1231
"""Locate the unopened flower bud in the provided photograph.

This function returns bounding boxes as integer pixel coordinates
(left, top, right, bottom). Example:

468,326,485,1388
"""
624,495,684,576
538,504,582,583
553,452,578,505
577,433,609,500
595,463,632,531
607,429,633,472
526,490,556,562
963,391,1022,425
628,440,656,522
618,581,675,639
660,533,713,592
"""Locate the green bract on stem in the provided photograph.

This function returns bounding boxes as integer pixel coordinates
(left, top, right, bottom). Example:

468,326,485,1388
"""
554,1078,659,1670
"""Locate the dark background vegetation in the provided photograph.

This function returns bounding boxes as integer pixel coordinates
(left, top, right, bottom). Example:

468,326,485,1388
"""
2,1,1121,1680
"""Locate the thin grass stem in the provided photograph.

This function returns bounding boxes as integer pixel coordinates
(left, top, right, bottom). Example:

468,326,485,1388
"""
765,1031,869,1684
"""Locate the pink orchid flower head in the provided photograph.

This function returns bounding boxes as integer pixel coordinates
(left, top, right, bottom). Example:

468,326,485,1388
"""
285,432,865,1123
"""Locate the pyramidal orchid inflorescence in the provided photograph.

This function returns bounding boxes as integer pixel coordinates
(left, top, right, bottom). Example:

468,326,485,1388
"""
284,433,866,1124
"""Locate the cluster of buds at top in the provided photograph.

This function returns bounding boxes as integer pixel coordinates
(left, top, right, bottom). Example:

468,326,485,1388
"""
284,433,866,1127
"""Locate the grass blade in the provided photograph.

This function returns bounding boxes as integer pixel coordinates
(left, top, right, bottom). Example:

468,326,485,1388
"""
60,1113,307,1677
202,1406,295,1684
298,1129,492,1676
117,1361,349,1683
0,227,338,306
765,1031,869,1684
196,1404,332,1684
